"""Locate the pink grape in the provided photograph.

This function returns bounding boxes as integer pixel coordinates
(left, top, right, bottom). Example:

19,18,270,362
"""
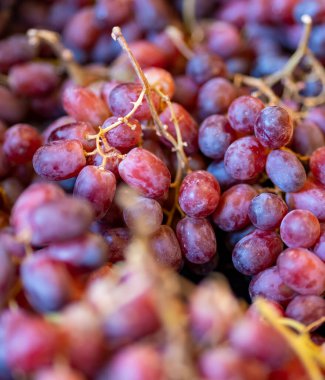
178,170,220,218
176,217,217,264
33,140,86,181
313,223,325,261
310,147,325,186
87,146,122,178
292,120,324,156
285,295,325,327
277,248,325,295
213,184,257,231
43,116,75,143
0,228,25,258
35,366,86,380
118,148,171,199
143,67,175,98
254,106,293,149
232,229,283,275
224,136,266,180
74,166,116,219
280,209,320,248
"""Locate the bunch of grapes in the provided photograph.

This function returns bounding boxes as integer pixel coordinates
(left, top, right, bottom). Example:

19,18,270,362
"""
0,0,324,379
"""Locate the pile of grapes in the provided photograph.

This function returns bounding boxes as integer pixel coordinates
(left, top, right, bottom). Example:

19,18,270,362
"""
0,0,324,379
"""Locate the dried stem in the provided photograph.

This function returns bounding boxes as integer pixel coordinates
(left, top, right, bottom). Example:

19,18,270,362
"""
165,26,194,60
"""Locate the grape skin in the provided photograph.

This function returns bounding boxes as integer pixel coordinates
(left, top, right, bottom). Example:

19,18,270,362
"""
310,147,325,186
313,223,325,261
285,295,325,327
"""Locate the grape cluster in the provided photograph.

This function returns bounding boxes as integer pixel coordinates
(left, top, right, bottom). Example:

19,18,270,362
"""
0,0,324,379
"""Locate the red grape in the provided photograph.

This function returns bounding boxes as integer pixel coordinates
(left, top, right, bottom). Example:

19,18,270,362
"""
285,295,325,327
306,105,325,133
207,160,238,191
172,75,198,109
310,147,325,186
0,85,26,124
0,248,14,305
225,224,256,251
134,0,174,32
43,116,76,143
313,223,325,261
103,228,131,263
35,366,85,380
292,120,325,156
95,0,131,26
143,67,175,98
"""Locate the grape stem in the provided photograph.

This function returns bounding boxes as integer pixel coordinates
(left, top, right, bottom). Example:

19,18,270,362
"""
165,26,194,60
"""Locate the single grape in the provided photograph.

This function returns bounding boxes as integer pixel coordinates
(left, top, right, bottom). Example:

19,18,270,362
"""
159,102,198,155
33,140,86,181
248,193,288,231
103,228,131,263
280,209,320,248
207,160,238,191
178,170,220,218
87,146,122,179
176,216,217,264
213,184,257,231
313,223,325,261
291,120,325,156
216,1,248,28
285,295,325,327
43,116,76,143
249,266,296,304
277,247,325,295
134,0,174,32
198,114,236,160
306,105,325,134
254,106,293,148
143,67,175,98
224,136,267,180
172,75,198,110
310,147,325,186
118,148,171,199
225,224,256,251
3,123,42,165
294,0,325,24
95,0,131,26
74,166,116,219
48,121,96,153
266,149,306,192
232,229,283,275
228,95,264,135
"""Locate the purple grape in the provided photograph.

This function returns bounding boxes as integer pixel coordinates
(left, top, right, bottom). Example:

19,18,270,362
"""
0,248,14,305
310,147,325,186
0,85,26,124
207,160,238,191
225,224,256,251
172,75,198,109
291,120,325,156
313,223,325,261
306,106,325,134
285,295,325,327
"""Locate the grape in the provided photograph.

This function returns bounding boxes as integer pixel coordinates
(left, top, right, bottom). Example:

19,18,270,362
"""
134,0,174,32
277,248,325,295
249,266,296,304
199,347,268,380
254,106,293,148
3,123,42,165
178,170,220,218
286,178,325,222
228,95,264,135
63,7,101,50
0,248,14,305
109,83,159,121
186,255,218,276
216,0,248,28
309,24,325,59
176,216,217,264
0,146,11,179
232,229,283,275
286,295,325,328
103,228,131,263
229,315,292,369
186,52,227,85
47,233,108,269
248,193,288,231
313,223,325,261
21,253,74,312
280,209,320,248
103,116,142,153
0,228,25,258
172,75,198,110
206,21,242,58
158,102,199,155
35,366,86,380
0,85,26,124
123,196,163,235
143,67,175,98
198,115,236,160
28,197,94,246
207,160,238,191
268,357,311,380
270,0,297,23
213,184,257,231
306,105,325,133
266,149,306,192
8,62,59,97
291,120,325,156
0,121,6,143
99,344,164,380
11,183,65,236
62,86,110,127
224,136,267,180
294,0,325,24
310,147,325,186
33,140,86,181
149,30,179,65
95,0,131,26
149,225,182,270
74,166,116,219
48,122,96,153
43,116,76,143
2,310,61,373
198,78,237,119
225,224,256,251
118,148,171,199
87,146,122,178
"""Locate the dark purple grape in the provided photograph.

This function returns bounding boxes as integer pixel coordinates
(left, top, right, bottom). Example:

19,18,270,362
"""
254,106,293,149
285,295,325,327
33,140,86,181
277,248,325,295
249,266,296,304
228,95,264,135
248,193,288,231
280,210,320,248
291,120,325,156
103,228,131,263
310,147,325,186
198,115,236,160
178,170,220,218
149,225,182,270
118,148,171,199
198,78,237,119
213,184,257,231
172,75,198,110
224,136,267,180
186,52,227,85
266,149,306,192
176,217,217,264
74,166,116,219
3,123,42,165
207,160,238,191
232,229,283,275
